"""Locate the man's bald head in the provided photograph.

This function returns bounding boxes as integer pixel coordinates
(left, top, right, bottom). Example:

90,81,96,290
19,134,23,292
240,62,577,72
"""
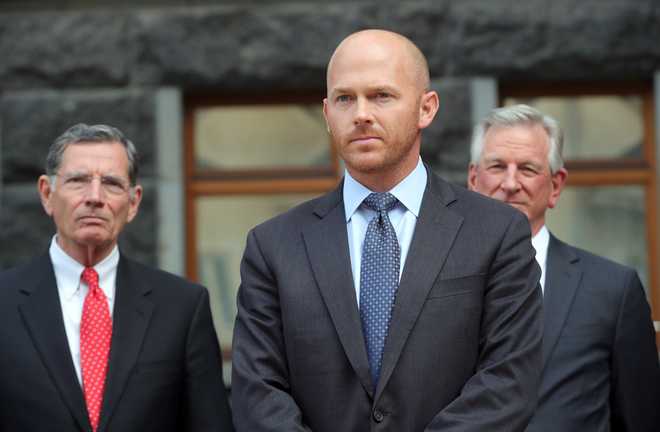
326,29,430,94
322,28,439,192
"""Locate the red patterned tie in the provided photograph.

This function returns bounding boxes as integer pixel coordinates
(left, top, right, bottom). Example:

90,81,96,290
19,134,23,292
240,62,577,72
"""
80,267,112,432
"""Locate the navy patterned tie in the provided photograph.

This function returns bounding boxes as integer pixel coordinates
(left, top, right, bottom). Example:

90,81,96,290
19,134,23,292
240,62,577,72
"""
359,192,400,388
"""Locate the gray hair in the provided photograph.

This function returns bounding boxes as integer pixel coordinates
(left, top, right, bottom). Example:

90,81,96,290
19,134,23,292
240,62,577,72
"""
46,123,139,185
470,104,564,174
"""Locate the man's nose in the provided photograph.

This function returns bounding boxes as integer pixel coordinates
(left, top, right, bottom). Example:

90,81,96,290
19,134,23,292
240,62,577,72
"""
353,97,374,125
84,178,105,207
501,167,521,193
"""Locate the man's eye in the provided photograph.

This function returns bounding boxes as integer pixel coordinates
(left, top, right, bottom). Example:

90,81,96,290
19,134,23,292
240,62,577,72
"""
67,176,88,183
336,95,351,103
376,92,391,99
102,178,120,187
521,166,538,175
102,177,127,192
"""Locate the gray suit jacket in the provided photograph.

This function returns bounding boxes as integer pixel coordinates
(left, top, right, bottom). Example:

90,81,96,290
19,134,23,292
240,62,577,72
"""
0,253,234,432
525,234,660,431
232,169,543,431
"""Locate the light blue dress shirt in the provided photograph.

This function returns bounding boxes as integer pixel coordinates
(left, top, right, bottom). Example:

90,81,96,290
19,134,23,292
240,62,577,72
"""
343,158,427,306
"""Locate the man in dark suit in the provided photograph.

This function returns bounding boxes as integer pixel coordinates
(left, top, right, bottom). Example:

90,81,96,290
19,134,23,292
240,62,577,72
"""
0,124,233,431
468,104,660,431
231,29,543,431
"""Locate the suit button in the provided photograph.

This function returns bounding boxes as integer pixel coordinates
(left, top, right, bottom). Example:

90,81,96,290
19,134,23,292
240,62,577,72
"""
373,409,384,423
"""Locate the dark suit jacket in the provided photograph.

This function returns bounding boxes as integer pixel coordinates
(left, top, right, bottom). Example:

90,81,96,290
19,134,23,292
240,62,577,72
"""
0,253,234,432
231,170,543,431
526,234,660,432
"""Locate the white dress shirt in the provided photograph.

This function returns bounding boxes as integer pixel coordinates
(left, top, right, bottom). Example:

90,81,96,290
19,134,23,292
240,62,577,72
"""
531,225,550,293
49,236,118,385
343,158,427,306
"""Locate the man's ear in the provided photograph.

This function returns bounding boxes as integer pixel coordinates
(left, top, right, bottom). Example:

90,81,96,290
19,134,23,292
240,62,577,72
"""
126,184,143,223
322,98,331,133
547,168,568,209
467,163,478,191
418,90,439,130
38,175,54,216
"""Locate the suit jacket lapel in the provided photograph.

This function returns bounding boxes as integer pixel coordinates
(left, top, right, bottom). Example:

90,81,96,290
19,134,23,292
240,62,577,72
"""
376,171,463,400
541,234,582,370
98,256,154,432
302,183,374,397
18,254,90,431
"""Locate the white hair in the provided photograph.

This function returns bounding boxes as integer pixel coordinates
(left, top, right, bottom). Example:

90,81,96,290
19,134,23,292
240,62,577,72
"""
470,104,564,174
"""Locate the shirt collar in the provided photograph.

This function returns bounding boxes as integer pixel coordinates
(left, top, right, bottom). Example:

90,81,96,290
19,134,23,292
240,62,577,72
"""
531,225,550,265
343,157,427,221
49,235,119,301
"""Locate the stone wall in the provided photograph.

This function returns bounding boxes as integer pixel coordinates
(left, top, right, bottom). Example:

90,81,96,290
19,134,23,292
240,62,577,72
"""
1,0,659,269
2,1,658,91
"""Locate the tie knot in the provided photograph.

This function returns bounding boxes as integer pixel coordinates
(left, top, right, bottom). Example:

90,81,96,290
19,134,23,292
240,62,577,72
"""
81,267,99,287
363,192,398,213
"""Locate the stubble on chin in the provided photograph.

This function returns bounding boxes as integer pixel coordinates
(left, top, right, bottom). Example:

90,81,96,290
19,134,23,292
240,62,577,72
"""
344,150,387,175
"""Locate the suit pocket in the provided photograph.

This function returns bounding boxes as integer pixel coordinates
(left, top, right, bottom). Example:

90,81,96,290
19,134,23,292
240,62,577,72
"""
418,274,485,345
427,273,486,301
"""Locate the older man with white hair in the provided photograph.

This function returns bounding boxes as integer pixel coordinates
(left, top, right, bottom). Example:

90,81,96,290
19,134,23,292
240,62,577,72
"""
468,104,660,432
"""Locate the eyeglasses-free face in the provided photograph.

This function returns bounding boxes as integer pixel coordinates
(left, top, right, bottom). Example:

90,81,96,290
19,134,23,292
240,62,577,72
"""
468,124,567,236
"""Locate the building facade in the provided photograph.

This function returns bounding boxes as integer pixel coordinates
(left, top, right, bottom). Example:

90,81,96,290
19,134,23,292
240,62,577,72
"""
2,1,659,373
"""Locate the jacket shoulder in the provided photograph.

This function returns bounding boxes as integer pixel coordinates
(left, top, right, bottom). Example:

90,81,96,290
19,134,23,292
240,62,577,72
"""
251,189,338,234
0,254,54,307
550,236,641,303
553,236,636,277
444,181,530,232
0,254,52,288
452,182,521,214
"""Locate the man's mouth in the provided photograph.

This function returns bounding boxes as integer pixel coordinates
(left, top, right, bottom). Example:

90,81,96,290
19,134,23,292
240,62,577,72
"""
350,136,381,145
78,215,107,223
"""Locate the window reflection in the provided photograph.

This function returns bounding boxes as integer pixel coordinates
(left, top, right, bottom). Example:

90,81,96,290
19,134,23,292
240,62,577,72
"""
196,194,319,352
194,105,329,170
504,96,644,160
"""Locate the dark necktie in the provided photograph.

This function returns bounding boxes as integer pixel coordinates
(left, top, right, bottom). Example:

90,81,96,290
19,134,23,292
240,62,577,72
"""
80,267,112,432
359,192,400,388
